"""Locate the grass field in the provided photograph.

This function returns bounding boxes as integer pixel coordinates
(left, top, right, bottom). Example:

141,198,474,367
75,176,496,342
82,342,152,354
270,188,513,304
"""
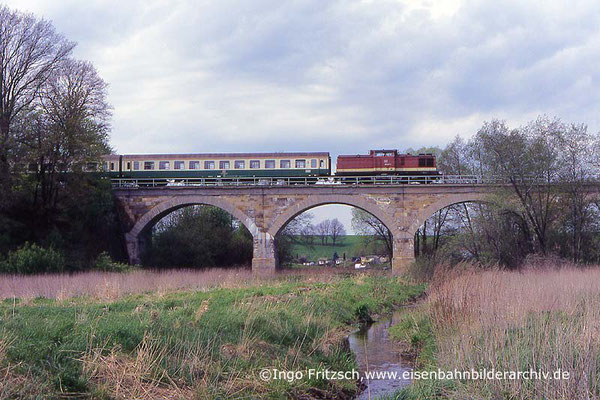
390,263,600,400
0,269,424,399
289,235,385,261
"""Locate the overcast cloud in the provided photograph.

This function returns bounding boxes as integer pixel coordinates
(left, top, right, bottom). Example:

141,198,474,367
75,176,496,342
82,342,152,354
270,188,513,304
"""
4,0,600,157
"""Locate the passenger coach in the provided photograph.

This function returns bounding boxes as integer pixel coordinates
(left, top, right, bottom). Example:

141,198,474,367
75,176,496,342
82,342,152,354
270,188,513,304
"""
102,152,331,179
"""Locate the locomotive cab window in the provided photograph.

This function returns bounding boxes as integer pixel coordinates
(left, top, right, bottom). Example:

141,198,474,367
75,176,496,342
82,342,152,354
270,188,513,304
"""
219,161,230,169
418,158,434,167
204,161,215,170
295,159,306,168
174,161,184,170
189,161,199,169
280,160,290,168
234,160,245,169
250,160,260,169
144,161,155,170
265,160,275,169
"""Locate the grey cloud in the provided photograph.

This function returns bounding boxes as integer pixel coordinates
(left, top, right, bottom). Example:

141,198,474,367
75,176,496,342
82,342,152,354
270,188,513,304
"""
3,0,600,155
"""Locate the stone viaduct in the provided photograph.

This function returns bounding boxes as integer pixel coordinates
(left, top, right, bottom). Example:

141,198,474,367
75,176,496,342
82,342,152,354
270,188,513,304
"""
113,184,504,274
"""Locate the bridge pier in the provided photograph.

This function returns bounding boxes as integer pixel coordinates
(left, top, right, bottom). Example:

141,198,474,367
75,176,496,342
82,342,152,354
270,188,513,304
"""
252,231,278,273
392,236,415,276
125,230,151,265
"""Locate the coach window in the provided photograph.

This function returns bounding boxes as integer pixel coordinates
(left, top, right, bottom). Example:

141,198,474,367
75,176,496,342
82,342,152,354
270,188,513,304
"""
265,160,275,169
234,160,245,169
86,162,97,171
250,160,260,169
295,159,306,169
319,160,324,168
159,161,170,170
174,161,184,170
133,161,140,170
110,162,115,171
144,161,155,170
280,159,290,168
102,162,108,171
311,159,317,168
204,161,215,169
189,161,199,170
219,161,230,169
126,161,131,170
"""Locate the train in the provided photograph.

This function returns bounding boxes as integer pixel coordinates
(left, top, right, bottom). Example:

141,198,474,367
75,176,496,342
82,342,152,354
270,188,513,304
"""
101,149,439,182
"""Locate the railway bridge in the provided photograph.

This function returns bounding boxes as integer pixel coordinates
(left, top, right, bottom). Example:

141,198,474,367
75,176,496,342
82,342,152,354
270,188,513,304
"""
113,176,506,274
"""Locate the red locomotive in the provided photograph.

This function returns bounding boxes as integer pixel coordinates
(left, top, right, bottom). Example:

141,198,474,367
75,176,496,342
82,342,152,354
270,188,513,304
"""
335,149,438,176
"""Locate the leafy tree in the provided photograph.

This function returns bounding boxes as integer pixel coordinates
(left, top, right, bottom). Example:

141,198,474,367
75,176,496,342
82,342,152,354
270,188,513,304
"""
0,6,119,271
144,206,253,268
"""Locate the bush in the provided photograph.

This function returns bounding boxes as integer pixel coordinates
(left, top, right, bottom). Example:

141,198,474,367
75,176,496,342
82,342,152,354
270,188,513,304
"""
94,252,130,272
354,302,373,323
0,243,65,274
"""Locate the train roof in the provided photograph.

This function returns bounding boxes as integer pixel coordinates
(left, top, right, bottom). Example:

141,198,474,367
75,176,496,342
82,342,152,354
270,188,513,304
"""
103,152,330,160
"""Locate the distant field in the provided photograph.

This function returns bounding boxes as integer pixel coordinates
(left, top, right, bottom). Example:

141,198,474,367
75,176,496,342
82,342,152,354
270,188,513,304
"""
289,235,385,261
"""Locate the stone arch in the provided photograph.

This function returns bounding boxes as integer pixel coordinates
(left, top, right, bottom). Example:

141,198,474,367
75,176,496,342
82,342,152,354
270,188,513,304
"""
125,195,257,265
266,194,399,238
408,192,488,236
128,195,257,238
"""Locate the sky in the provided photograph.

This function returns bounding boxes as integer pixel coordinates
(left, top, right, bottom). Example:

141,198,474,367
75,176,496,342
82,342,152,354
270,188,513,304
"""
5,0,600,233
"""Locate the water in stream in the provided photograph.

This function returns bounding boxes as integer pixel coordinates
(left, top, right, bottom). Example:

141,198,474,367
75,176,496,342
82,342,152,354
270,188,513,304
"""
348,311,412,399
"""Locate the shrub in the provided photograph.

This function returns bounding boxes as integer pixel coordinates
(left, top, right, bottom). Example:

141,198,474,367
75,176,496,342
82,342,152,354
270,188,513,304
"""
354,302,373,323
0,243,65,274
94,252,130,272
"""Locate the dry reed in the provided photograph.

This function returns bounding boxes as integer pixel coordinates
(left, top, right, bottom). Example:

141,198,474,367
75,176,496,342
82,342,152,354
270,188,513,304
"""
428,264,600,400
0,267,344,300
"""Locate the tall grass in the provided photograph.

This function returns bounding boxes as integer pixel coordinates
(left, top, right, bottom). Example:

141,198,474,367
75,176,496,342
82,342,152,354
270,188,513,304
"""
425,265,600,399
0,267,346,300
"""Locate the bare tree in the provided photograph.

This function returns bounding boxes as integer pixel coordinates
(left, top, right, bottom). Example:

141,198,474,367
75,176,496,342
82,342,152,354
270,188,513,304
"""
300,223,316,245
555,123,600,261
315,220,331,245
0,6,74,196
351,208,393,259
280,212,313,237
329,218,346,246
438,135,471,175
475,117,564,254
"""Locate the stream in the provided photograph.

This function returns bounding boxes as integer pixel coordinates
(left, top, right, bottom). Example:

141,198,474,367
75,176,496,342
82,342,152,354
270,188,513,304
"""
348,311,412,399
